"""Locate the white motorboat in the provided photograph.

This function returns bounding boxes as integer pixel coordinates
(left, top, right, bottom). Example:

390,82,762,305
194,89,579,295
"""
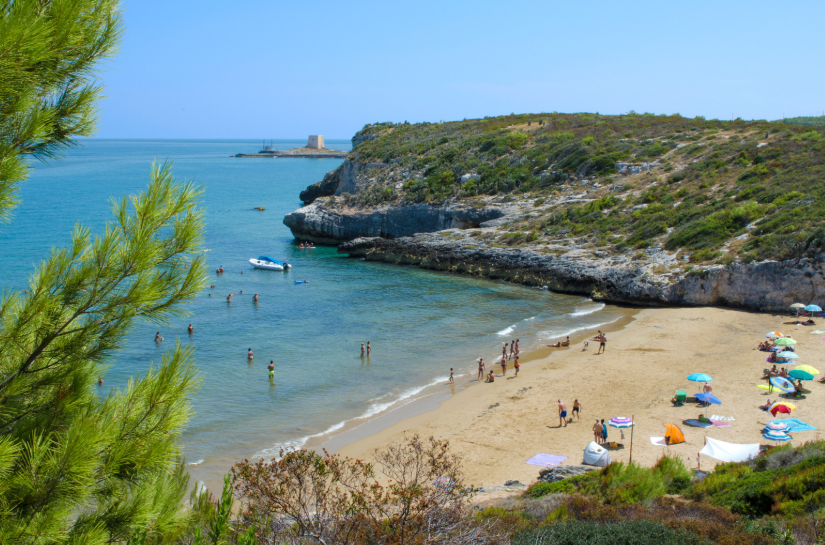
249,256,291,271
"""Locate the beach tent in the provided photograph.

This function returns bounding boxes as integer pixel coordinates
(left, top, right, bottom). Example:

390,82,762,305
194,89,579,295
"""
699,437,759,463
664,423,685,445
583,441,611,467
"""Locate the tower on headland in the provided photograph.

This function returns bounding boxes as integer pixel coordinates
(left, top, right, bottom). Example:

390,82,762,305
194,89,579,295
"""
307,135,324,149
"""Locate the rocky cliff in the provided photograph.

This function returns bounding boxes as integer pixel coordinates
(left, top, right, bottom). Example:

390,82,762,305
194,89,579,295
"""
283,200,505,245
338,234,825,311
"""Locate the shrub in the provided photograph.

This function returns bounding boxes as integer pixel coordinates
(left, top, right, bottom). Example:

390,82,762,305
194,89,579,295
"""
513,521,709,545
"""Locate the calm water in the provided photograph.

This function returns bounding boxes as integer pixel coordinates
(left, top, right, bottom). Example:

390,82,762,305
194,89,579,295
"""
0,139,626,489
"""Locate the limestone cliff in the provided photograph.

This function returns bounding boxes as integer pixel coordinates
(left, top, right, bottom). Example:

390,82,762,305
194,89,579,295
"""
338,235,825,311
283,200,505,244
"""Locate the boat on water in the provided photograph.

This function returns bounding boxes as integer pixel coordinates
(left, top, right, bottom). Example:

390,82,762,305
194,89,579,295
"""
249,256,291,271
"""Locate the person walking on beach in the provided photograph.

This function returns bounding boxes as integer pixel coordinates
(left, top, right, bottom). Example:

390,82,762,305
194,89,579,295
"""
597,332,607,354
500,355,507,376
247,348,254,360
593,419,603,443
367,341,371,356
558,400,568,427
361,343,365,357
601,418,608,444
502,343,508,361
477,358,485,381
513,354,520,377
267,360,275,380
509,340,515,359
573,399,582,421
449,368,454,383
515,339,520,356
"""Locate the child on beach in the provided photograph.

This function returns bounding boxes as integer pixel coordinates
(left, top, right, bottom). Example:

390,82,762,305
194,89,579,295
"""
449,368,454,384
513,355,520,377
500,355,507,376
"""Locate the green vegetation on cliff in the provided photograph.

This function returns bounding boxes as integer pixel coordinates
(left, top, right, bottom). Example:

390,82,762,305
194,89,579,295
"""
347,112,825,264
780,115,825,127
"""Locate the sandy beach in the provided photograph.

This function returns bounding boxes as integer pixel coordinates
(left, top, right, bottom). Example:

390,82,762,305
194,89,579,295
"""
335,306,825,488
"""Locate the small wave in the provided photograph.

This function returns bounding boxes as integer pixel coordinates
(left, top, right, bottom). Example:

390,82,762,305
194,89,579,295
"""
186,459,205,466
497,325,516,336
540,316,621,341
256,375,449,460
569,303,606,317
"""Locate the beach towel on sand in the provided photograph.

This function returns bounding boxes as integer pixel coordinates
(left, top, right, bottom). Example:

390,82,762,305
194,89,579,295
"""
526,453,568,467
710,420,732,428
650,437,667,446
770,418,817,432
710,415,735,421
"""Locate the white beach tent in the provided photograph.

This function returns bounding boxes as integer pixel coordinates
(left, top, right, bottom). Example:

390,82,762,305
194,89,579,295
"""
583,441,612,467
699,437,760,463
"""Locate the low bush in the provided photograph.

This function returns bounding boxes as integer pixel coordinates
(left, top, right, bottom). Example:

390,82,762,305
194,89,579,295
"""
513,521,709,545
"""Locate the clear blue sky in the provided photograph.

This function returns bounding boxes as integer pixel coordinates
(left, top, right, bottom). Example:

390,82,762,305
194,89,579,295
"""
97,0,825,139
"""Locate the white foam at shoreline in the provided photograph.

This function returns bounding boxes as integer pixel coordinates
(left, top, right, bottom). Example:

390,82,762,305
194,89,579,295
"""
256,374,449,459
186,459,205,466
570,303,605,317
496,324,516,336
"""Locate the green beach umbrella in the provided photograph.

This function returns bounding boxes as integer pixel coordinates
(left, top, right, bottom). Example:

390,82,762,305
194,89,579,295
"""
774,337,797,347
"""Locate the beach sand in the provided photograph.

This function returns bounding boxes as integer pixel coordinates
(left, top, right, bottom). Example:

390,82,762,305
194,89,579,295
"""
335,307,825,488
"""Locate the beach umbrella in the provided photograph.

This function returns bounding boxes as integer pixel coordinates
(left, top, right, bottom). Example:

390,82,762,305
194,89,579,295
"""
694,392,721,416
687,373,713,382
608,417,634,428
769,376,795,392
777,351,800,359
804,304,822,313
788,369,814,381
766,331,784,339
764,422,790,433
795,365,820,375
770,401,797,411
774,337,797,347
771,405,793,417
763,430,791,442
791,303,805,319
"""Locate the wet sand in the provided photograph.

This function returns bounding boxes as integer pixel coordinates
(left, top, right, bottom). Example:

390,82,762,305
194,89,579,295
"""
333,307,825,487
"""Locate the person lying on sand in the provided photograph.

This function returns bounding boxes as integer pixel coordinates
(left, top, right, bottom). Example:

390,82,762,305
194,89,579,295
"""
758,399,774,411
547,341,562,348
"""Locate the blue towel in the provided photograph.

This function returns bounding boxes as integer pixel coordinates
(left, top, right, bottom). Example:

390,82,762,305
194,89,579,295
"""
769,418,817,432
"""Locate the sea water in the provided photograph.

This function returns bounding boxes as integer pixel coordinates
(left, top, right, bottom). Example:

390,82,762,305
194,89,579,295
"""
0,139,627,490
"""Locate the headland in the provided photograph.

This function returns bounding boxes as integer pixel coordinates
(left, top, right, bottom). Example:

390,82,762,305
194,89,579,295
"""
234,134,348,158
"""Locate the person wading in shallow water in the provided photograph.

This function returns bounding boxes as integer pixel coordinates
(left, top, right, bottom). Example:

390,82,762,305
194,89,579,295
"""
268,360,275,380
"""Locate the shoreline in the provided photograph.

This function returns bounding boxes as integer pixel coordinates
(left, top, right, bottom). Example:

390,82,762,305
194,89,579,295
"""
314,309,638,454
332,306,825,489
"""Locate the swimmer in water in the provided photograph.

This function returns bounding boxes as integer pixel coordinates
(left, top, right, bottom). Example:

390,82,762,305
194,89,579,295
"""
227,294,232,303
268,360,275,379
98,377,103,386
361,343,365,357
155,332,163,342
367,341,371,356
253,293,259,303
188,323,193,334
247,348,253,360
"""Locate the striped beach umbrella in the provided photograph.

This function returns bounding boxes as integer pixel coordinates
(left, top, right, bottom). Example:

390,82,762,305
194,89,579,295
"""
763,430,791,442
794,365,819,375
608,417,634,428
769,377,795,392
764,422,790,433
766,331,784,339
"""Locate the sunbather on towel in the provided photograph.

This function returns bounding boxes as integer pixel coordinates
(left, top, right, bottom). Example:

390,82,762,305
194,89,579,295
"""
758,399,774,411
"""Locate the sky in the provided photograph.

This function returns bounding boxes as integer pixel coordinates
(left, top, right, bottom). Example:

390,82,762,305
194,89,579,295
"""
96,0,825,139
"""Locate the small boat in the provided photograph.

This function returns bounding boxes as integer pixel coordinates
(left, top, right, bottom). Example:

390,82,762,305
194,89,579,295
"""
249,256,291,271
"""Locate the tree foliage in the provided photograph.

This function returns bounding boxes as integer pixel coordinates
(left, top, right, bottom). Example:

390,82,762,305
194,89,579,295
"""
0,0,122,220
0,162,208,543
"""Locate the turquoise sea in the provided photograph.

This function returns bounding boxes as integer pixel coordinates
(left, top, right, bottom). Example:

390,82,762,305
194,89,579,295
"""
0,140,627,490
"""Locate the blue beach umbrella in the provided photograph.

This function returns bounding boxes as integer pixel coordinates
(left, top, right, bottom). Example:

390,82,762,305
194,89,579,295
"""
687,373,713,382
777,351,800,359
769,376,795,393
763,430,791,442
804,304,822,312
788,369,814,381
694,393,721,405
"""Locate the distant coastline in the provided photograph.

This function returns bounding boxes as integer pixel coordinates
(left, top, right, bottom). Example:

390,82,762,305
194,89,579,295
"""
234,147,348,158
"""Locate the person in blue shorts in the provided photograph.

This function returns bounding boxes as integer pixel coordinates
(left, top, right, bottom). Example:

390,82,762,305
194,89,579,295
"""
558,400,567,427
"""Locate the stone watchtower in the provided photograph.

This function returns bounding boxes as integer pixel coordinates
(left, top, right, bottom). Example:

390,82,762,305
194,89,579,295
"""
307,135,324,149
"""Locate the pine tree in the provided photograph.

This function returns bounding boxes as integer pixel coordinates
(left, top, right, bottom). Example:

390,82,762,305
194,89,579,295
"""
0,2,211,542
0,0,122,220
